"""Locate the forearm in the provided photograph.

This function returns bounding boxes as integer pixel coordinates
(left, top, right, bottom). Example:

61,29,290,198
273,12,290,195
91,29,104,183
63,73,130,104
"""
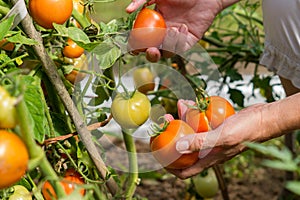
259,93,300,142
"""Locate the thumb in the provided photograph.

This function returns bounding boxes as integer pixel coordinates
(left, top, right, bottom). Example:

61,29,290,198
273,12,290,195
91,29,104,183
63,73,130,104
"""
176,131,221,154
126,0,147,13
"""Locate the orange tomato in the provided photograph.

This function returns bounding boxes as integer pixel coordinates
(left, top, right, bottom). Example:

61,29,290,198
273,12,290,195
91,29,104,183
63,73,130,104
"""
129,8,166,51
42,169,85,200
0,39,14,51
29,0,73,29
185,96,235,132
64,54,87,84
0,130,29,189
63,39,84,59
150,120,198,169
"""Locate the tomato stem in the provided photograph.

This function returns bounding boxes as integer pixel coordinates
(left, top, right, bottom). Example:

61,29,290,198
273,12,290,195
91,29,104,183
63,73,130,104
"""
122,128,139,200
71,8,91,29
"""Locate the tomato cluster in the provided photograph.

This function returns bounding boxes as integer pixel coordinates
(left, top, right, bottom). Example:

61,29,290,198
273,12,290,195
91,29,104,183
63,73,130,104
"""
150,95,235,170
42,169,85,200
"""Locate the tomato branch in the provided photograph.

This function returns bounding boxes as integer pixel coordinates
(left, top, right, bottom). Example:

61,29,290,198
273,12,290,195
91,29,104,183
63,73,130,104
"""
11,0,118,195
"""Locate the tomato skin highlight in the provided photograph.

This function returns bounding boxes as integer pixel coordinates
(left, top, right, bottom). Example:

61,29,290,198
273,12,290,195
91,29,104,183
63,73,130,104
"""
150,120,198,169
111,91,151,129
29,0,73,29
42,169,85,200
0,130,29,189
63,39,84,59
129,8,166,51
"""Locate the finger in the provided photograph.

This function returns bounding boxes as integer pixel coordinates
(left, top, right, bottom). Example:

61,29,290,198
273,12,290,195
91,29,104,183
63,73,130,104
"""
176,130,222,154
126,0,147,13
145,47,161,62
161,27,180,55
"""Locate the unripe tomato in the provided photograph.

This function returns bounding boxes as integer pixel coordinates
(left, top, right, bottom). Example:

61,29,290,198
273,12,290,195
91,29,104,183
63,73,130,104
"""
42,169,85,200
29,0,73,29
64,54,88,84
0,130,29,189
0,86,17,129
8,185,32,200
150,120,198,169
185,96,235,132
133,67,155,94
129,8,166,51
63,39,84,59
111,91,151,129
192,168,219,198
0,39,15,51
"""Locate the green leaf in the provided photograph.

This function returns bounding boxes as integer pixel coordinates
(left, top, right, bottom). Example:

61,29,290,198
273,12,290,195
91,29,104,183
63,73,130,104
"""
0,15,14,40
226,68,243,82
92,41,121,69
261,160,298,172
286,181,300,196
6,32,38,45
89,77,110,106
228,88,244,107
22,76,50,143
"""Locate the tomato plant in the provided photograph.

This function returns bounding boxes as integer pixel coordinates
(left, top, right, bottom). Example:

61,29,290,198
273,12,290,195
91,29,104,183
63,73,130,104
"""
150,119,198,169
64,54,88,84
192,168,219,198
0,130,29,189
63,39,85,59
8,185,32,200
42,169,85,200
0,86,17,129
133,67,155,94
28,0,73,29
111,90,151,129
183,96,235,132
129,8,166,51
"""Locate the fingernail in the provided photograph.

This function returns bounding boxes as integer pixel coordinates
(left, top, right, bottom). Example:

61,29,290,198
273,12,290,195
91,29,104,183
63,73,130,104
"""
176,140,193,154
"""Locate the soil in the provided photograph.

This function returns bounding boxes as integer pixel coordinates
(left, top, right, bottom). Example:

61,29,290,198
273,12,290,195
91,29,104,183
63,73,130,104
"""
102,137,292,200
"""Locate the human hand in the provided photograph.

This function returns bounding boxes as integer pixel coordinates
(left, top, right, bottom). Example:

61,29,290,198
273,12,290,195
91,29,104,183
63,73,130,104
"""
167,103,275,179
126,0,225,62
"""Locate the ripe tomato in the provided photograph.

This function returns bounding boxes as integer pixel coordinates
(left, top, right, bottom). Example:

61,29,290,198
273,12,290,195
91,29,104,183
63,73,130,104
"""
0,130,29,189
42,169,85,200
64,54,88,84
63,39,84,59
111,91,151,129
29,0,73,29
133,67,155,94
8,185,32,200
192,168,219,198
150,120,198,169
129,8,166,51
0,86,17,129
184,96,235,132
0,39,15,51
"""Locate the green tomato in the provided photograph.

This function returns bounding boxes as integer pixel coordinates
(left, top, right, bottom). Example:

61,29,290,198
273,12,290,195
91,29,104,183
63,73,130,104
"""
0,86,17,129
111,91,151,129
192,168,219,198
9,185,32,200
133,67,155,94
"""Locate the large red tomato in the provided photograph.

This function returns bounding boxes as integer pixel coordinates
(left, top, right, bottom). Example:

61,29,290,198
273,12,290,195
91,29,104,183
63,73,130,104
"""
183,96,235,132
150,120,198,169
29,0,73,29
129,8,166,51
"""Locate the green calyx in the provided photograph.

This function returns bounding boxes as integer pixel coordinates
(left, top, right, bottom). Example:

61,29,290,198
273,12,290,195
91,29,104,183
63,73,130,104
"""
148,117,170,137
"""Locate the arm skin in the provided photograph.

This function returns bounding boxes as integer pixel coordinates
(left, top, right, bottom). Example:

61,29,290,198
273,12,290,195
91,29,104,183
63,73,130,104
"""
126,0,240,62
169,92,300,179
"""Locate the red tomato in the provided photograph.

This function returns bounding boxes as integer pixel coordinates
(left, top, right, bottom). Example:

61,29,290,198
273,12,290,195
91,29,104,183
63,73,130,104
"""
42,169,85,200
29,0,73,29
0,130,29,189
185,96,235,132
63,39,84,59
129,8,166,51
150,120,198,169
0,39,14,51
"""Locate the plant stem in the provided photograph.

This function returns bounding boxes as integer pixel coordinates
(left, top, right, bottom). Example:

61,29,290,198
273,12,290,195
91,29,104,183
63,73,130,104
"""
10,0,118,195
16,98,66,198
72,8,91,29
122,129,139,200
